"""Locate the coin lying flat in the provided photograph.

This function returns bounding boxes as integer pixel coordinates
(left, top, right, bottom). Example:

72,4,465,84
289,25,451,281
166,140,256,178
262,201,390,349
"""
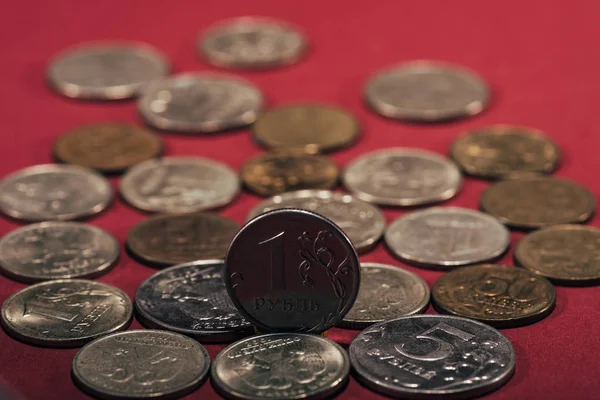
212,333,349,400
72,330,210,399
350,315,515,399
342,149,462,206
1,279,132,347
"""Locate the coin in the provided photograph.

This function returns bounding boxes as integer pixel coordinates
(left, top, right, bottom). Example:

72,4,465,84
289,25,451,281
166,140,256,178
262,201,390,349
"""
72,330,210,399
211,333,349,400
480,177,596,229
138,73,263,133
252,104,360,153
342,148,462,206
120,157,240,213
385,207,510,268
339,263,429,329
47,42,169,100
364,61,489,122
0,164,113,222
350,315,515,399
225,209,360,333
1,279,132,347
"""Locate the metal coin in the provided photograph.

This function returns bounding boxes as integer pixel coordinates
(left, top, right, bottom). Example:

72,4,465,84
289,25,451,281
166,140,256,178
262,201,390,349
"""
211,333,349,400
364,60,489,122
120,157,240,213
72,330,210,399
135,260,253,342
385,207,510,268
342,148,462,206
247,190,385,253
0,164,113,222
47,42,169,100
1,279,132,347
349,315,515,399
225,209,360,333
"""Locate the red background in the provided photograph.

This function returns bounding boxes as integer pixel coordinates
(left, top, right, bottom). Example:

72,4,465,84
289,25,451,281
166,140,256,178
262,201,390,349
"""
1,1,599,399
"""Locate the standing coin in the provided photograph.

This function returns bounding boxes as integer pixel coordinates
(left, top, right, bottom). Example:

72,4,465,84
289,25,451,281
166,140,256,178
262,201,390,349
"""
1,279,132,347
0,164,113,222
350,315,515,399
343,148,462,206
212,333,349,400
72,330,210,399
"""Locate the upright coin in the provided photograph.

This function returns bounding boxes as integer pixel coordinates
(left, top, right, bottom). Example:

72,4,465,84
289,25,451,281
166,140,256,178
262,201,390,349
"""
225,209,360,333
212,333,349,400
72,330,210,399
0,164,113,221
350,315,515,399
47,42,169,100
120,157,240,213
343,149,462,206
1,279,132,347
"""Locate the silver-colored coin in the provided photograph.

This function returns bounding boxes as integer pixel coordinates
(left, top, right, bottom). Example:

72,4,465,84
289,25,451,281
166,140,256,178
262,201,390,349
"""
350,315,515,399
72,329,210,399
0,164,113,221
365,61,489,122
47,42,169,100
138,73,263,133
385,207,510,268
342,149,462,206
0,222,119,283
120,157,240,213
1,279,132,347
211,333,349,400
246,190,385,253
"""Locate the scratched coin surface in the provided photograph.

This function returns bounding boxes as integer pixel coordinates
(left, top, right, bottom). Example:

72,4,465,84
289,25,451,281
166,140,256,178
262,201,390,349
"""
1,279,132,347
0,164,113,222
225,209,360,333
385,207,510,268
212,333,349,400
480,177,596,229
350,315,515,399
72,330,210,399
343,149,462,206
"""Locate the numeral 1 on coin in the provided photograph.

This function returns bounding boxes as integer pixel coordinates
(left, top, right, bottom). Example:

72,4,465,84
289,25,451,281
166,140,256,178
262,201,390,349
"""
259,231,286,291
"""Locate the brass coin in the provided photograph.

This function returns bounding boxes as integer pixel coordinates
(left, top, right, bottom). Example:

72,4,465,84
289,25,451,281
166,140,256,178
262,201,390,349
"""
252,104,360,153
432,264,556,328
480,177,595,229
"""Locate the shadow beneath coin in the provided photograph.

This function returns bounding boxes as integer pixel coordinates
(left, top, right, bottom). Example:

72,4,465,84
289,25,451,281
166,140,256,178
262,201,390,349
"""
124,242,171,270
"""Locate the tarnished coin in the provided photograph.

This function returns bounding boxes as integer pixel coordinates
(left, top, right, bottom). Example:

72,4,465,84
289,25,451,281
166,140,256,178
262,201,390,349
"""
120,157,240,213
350,315,515,399
72,330,210,399
480,177,596,229
138,73,263,133
385,207,510,268
212,333,349,400
225,209,360,333
1,279,132,347
342,149,462,206
47,42,169,100
0,164,113,222
365,61,489,122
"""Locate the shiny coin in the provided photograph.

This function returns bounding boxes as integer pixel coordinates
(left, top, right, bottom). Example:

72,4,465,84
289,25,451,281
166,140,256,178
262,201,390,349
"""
138,73,263,133
72,330,210,399
120,157,240,213
1,279,132,347
350,315,515,399
225,209,360,333
47,42,169,100
212,333,349,400
385,207,510,268
0,164,113,221
480,177,595,229
343,148,462,206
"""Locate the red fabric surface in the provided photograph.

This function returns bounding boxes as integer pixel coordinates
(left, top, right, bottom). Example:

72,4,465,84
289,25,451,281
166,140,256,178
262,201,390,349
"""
1,1,599,399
